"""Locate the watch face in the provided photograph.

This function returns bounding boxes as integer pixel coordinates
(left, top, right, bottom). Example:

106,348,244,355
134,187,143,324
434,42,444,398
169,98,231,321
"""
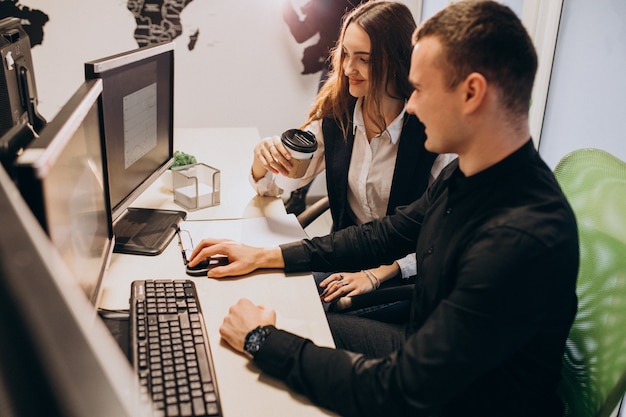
248,333,262,347
244,326,270,355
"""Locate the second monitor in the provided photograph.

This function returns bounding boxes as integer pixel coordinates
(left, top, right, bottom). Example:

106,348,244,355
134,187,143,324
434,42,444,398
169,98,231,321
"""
85,42,185,256
13,78,112,306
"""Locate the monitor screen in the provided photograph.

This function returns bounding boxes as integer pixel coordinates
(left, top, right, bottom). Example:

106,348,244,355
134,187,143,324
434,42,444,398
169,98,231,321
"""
84,42,174,223
13,78,113,306
0,17,46,137
0,159,151,417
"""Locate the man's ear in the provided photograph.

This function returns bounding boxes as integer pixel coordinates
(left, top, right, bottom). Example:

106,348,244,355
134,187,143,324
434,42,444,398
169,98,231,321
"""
462,72,487,114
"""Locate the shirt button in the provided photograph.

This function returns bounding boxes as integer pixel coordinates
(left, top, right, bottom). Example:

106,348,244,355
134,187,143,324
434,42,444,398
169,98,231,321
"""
445,207,452,214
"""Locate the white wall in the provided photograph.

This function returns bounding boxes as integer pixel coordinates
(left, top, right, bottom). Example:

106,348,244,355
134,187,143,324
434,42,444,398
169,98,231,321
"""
538,0,626,168
26,0,319,138
173,0,319,137
22,0,626,171
25,0,137,118
25,0,419,140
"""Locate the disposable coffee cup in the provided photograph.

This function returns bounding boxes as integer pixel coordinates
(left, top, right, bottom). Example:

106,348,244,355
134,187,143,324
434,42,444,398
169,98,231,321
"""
275,129,317,193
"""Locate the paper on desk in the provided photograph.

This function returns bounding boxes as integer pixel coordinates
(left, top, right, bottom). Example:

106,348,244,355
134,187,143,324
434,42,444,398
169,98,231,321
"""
178,213,307,256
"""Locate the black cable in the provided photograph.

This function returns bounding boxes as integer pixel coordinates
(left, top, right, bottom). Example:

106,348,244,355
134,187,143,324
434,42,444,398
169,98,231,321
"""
97,308,130,320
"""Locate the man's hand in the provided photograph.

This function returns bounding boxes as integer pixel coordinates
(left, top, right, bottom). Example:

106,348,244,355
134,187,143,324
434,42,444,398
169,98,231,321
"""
188,238,285,278
220,298,277,353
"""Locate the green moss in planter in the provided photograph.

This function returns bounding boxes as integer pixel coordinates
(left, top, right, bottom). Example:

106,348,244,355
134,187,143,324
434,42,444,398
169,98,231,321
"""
171,150,197,169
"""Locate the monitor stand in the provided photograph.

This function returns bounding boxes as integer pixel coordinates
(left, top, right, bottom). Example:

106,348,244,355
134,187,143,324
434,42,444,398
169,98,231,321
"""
113,207,186,256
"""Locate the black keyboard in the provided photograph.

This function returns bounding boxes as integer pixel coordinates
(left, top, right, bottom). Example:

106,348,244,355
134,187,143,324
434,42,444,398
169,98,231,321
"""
130,280,222,417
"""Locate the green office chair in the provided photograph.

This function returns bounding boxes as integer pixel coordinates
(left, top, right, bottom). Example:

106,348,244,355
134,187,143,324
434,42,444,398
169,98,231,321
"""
554,148,626,417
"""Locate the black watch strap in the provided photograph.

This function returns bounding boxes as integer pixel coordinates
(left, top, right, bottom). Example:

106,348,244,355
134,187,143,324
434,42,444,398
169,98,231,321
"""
244,325,272,357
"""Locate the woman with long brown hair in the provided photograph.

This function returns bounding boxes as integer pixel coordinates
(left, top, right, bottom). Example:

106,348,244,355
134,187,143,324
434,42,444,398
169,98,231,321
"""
250,1,454,315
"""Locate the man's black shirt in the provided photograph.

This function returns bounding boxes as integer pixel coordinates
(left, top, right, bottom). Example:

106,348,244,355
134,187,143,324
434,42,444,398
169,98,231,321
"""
259,140,579,417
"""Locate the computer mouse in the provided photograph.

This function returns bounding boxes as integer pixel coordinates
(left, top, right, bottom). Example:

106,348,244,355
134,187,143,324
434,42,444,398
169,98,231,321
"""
185,255,229,276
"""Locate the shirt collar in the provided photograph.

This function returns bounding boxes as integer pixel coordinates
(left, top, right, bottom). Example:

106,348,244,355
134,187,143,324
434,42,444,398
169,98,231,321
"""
447,139,537,193
352,97,407,145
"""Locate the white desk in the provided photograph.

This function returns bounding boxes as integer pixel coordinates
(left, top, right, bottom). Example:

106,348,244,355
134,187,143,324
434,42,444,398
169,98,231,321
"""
100,128,337,416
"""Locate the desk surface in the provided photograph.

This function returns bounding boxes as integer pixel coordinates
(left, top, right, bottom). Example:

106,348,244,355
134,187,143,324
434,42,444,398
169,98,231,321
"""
101,128,336,416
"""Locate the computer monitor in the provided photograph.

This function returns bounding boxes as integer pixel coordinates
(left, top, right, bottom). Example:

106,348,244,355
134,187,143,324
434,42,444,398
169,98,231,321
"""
0,157,151,417
12,78,113,306
0,17,46,169
84,41,184,256
0,16,46,134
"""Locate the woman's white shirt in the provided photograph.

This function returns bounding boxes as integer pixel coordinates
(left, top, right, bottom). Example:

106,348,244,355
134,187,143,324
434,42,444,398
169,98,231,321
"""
250,98,456,278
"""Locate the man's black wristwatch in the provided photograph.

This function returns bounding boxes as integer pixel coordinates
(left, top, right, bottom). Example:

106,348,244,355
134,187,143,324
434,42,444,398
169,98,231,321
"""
244,325,272,357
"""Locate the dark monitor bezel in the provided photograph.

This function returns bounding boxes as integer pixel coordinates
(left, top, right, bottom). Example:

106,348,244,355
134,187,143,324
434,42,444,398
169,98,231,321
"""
84,41,175,223
12,79,113,306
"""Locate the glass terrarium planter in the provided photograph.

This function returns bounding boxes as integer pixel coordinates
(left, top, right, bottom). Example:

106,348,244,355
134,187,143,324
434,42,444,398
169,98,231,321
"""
172,163,220,210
